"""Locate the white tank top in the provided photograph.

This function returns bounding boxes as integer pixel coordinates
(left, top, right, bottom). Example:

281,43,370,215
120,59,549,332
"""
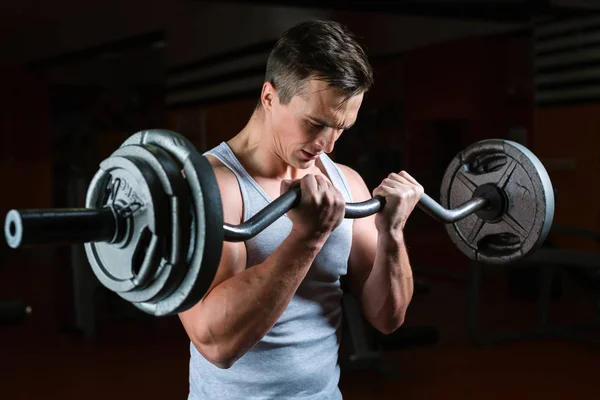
187,142,355,400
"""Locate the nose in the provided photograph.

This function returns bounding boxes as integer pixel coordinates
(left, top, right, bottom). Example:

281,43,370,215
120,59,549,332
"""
316,128,339,154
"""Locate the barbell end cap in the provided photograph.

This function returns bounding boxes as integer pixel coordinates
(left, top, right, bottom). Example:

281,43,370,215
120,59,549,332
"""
4,210,23,249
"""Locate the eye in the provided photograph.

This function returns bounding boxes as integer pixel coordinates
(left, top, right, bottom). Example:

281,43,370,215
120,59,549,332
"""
306,121,324,132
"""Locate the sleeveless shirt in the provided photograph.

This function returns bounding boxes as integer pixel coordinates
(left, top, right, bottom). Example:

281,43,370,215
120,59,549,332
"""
188,142,354,400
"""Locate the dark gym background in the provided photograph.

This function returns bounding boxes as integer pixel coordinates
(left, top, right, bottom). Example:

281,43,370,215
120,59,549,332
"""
1,0,599,399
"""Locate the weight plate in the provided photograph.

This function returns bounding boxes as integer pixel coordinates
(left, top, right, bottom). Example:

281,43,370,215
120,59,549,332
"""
440,139,554,264
120,129,224,316
84,155,168,293
106,144,193,304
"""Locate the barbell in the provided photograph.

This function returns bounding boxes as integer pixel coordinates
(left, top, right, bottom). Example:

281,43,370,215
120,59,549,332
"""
3,129,555,316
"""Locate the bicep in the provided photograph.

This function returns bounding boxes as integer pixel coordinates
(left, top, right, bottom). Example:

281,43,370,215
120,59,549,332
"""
178,239,246,346
339,165,379,299
347,215,378,298
178,164,247,329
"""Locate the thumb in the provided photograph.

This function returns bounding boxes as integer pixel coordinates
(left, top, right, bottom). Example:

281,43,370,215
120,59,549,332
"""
280,179,295,195
372,185,387,198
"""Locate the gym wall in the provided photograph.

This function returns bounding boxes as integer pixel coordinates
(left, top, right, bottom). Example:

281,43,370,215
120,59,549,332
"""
535,106,600,253
533,15,600,253
0,68,57,339
1,3,598,337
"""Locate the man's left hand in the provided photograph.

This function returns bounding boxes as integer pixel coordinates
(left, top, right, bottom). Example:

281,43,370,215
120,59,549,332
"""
372,171,424,233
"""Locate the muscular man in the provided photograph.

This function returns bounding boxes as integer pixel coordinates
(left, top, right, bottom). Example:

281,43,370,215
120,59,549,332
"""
179,20,423,400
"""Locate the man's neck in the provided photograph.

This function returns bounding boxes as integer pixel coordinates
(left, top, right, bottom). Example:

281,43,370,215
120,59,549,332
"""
227,109,307,181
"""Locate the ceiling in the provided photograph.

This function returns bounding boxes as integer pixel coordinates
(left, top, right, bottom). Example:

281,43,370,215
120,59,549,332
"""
197,0,599,22
1,0,598,69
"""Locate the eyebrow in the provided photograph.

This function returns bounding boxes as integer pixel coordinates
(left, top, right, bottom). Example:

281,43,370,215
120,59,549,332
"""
307,115,355,130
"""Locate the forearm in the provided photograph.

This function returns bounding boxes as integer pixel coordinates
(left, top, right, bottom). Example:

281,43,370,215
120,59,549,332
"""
191,233,325,367
360,230,414,334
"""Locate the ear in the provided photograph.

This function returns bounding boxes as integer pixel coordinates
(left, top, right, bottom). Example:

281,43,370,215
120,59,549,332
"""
260,81,278,111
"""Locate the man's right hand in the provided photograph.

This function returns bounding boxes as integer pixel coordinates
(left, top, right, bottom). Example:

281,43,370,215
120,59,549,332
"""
280,175,345,242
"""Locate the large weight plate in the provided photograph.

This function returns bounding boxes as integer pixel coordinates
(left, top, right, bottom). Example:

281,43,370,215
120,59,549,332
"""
107,144,192,305
85,155,168,294
120,129,224,316
440,139,554,264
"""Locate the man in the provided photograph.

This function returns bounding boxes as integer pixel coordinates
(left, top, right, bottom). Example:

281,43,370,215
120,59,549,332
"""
179,20,423,399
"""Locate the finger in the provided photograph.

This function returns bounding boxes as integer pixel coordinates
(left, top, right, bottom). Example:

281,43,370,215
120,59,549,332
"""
335,189,346,210
325,184,343,206
385,176,424,197
388,171,419,185
316,177,336,204
280,179,299,194
396,172,424,197
386,173,414,186
381,177,414,191
374,182,423,201
301,175,319,201
398,171,420,186
373,183,396,198
321,177,342,200
314,175,331,189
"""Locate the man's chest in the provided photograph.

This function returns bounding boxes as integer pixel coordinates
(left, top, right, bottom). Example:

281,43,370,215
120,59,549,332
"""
253,170,334,201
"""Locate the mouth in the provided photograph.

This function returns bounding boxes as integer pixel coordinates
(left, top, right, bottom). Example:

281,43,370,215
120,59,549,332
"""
301,150,319,160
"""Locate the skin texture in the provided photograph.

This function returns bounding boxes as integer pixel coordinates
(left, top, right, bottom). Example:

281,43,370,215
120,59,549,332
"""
178,79,423,369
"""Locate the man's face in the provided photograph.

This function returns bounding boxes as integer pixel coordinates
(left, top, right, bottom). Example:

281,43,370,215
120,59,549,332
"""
269,79,364,169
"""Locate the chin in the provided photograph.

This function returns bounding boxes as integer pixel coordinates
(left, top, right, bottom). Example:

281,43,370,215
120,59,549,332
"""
294,158,314,169
292,152,317,169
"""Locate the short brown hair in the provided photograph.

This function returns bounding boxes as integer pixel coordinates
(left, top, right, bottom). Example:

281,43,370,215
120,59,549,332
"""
264,20,373,105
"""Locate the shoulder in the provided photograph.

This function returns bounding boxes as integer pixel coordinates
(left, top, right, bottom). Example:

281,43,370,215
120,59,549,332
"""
335,163,362,184
335,163,372,202
205,154,237,187
205,154,243,225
